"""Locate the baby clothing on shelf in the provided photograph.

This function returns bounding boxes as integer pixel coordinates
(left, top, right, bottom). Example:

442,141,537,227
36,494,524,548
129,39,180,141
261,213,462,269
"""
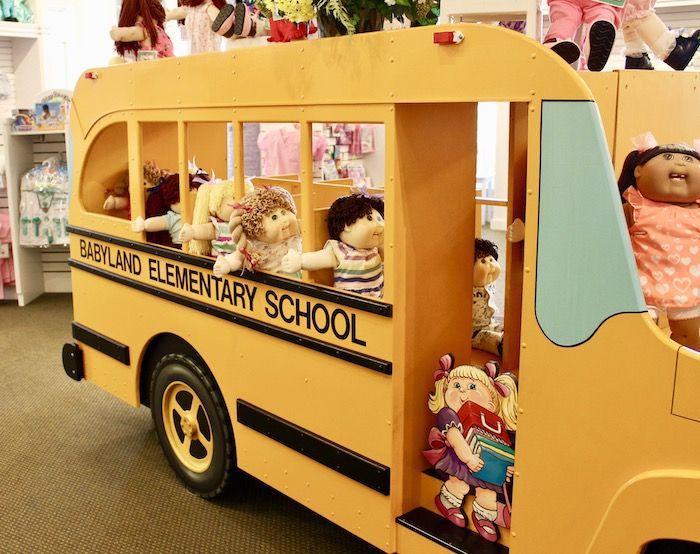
0,211,14,300
19,158,69,248
257,126,327,176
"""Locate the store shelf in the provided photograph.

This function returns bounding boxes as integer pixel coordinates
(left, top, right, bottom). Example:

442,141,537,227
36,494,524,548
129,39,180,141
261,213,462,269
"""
0,22,40,40
11,129,65,136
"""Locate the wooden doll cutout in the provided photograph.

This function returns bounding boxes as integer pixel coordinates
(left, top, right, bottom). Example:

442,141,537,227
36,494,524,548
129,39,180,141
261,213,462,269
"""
423,354,518,543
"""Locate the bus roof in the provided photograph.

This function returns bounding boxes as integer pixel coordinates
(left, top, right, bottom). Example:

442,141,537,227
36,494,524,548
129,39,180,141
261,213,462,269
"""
71,24,594,138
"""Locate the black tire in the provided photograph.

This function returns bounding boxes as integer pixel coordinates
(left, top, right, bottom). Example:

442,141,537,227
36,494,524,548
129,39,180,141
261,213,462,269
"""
150,353,235,498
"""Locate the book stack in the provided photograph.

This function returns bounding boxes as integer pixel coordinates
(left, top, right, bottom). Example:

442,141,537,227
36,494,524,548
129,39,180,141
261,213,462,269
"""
458,401,515,486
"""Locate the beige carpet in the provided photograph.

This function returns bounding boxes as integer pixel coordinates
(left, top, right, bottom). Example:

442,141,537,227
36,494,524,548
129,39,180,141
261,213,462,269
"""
0,295,378,554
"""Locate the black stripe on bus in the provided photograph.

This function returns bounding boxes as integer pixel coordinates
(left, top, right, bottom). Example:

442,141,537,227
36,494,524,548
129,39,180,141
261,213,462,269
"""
237,400,391,496
68,259,393,375
66,225,392,318
72,322,130,365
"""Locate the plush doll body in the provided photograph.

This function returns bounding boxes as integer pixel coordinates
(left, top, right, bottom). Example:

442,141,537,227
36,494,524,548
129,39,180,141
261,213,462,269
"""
180,180,238,256
621,2,700,70
424,355,518,543
168,0,227,53
111,0,174,61
544,0,621,71
619,134,700,350
472,239,504,356
213,187,301,278
281,194,385,298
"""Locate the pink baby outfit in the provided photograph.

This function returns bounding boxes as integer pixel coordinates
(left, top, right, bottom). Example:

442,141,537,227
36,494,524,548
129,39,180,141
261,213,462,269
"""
624,187,700,316
0,212,15,300
545,0,621,43
257,127,327,176
136,19,174,58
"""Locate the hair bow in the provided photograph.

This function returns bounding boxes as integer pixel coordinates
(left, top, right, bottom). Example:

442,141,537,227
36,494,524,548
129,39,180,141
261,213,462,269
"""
433,353,455,382
351,183,384,200
631,132,658,153
484,361,510,397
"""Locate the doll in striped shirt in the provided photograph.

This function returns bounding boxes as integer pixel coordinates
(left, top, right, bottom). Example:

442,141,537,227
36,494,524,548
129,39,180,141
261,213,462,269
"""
282,193,385,298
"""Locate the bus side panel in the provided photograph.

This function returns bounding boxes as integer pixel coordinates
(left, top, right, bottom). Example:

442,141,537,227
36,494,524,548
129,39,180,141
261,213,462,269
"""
236,425,394,552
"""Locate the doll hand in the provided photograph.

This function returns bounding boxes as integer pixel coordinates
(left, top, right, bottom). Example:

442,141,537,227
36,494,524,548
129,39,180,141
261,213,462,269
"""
109,26,123,41
213,255,232,278
505,465,515,482
281,249,302,274
507,218,525,243
467,455,484,472
131,217,146,233
179,223,194,243
103,195,116,211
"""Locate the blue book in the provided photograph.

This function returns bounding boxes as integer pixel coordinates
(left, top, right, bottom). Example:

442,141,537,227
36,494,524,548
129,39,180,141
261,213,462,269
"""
471,436,515,486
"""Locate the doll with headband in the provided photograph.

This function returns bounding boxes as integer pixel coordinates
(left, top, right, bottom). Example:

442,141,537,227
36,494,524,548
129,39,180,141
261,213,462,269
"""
111,0,174,62
213,187,301,278
619,133,700,350
281,193,385,298
423,355,518,543
179,180,238,256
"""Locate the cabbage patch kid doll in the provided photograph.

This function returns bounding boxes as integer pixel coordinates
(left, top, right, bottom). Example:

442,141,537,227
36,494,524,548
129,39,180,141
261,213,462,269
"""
281,193,384,298
213,187,301,278
179,180,237,256
473,239,503,356
619,133,700,350
424,355,518,543
111,0,174,61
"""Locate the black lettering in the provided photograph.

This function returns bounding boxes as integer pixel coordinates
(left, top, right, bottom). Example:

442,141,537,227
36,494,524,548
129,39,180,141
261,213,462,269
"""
200,271,211,298
351,314,366,346
212,275,222,299
86,241,94,261
80,239,86,258
221,279,233,305
311,303,330,334
245,284,257,312
331,308,351,340
296,298,311,329
265,290,279,318
103,245,115,268
115,250,125,271
148,259,158,281
165,263,175,287
133,254,142,275
175,265,188,290
190,269,200,295
233,282,246,308
279,294,295,324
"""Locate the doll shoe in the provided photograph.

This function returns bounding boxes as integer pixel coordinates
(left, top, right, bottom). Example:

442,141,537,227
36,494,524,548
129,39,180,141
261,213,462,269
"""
586,20,616,71
664,30,700,71
625,53,654,70
233,2,257,38
211,3,237,38
546,39,580,65
495,502,511,528
471,511,500,543
434,494,466,528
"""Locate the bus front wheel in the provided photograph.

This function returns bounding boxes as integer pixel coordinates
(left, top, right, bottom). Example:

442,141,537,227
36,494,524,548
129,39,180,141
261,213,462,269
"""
150,353,235,498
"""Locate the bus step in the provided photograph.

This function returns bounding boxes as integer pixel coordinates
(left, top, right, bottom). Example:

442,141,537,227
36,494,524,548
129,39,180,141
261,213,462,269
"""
396,508,509,554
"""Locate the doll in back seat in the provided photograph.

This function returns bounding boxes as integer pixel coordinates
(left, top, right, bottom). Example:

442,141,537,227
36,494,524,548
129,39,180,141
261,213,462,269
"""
472,238,504,356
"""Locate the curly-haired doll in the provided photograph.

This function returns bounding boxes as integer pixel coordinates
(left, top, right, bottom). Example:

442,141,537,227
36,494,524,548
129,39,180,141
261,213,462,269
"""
472,238,503,356
213,187,301,278
281,193,385,298
619,133,700,350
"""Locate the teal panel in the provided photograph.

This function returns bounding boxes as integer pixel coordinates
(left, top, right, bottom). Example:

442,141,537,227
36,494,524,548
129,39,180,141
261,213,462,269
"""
536,101,645,346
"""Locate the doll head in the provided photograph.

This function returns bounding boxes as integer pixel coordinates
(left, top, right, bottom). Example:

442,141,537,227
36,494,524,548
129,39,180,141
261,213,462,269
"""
239,187,299,244
189,180,235,255
428,354,518,431
618,140,700,205
327,194,384,250
474,238,500,287
115,0,167,57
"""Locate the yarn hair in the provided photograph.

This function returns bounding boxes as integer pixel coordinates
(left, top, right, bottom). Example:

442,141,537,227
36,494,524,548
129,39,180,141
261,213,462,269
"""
189,180,235,256
327,194,384,242
115,0,166,57
475,238,498,261
240,188,296,240
618,144,700,198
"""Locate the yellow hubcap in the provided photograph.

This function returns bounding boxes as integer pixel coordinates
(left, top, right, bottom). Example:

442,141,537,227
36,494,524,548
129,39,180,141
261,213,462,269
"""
162,381,213,473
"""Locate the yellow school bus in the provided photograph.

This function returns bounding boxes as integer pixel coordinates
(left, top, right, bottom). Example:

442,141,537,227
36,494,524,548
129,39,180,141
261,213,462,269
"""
62,25,700,553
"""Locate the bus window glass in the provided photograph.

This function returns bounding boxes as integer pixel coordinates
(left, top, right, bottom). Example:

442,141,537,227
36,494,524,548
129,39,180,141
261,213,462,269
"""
81,122,129,219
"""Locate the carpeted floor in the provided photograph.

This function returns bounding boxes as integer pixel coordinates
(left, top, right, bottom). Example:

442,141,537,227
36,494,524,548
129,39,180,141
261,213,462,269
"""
0,295,379,554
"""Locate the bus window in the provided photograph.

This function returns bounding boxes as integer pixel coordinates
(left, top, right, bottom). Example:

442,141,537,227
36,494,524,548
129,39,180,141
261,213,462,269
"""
81,122,129,219
187,122,228,180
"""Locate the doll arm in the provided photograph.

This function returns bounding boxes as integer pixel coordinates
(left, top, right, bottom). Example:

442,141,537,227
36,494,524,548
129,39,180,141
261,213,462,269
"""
507,218,525,243
179,222,217,243
166,7,187,20
110,25,146,42
281,248,337,274
213,252,245,278
623,203,635,227
445,427,484,472
132,215,170,233
103,195,129,211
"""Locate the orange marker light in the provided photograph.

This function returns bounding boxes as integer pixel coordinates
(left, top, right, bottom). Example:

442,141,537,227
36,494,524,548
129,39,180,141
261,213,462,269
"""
84,71,99,80
433,31,464,45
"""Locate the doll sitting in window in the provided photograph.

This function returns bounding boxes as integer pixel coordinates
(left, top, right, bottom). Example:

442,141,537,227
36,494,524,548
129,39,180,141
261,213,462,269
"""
472,238,504,356
281,193,385,298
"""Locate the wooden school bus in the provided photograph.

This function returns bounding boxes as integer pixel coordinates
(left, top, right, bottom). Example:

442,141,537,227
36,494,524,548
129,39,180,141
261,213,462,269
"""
61,25,700,554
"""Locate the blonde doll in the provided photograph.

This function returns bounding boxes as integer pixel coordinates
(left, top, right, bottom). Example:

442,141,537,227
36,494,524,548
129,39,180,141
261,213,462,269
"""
423,354,518,543
179,180,237,256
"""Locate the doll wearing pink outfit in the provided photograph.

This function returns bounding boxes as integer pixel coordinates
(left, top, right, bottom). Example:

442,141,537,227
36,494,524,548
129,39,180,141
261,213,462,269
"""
544,0,621,71
621,0,700,70
619,134,700,351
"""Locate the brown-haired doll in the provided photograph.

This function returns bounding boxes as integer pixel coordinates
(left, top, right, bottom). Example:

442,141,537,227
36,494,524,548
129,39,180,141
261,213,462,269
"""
110,0,174,61
619,133,700,350
281,193,385,298
472,238,503,356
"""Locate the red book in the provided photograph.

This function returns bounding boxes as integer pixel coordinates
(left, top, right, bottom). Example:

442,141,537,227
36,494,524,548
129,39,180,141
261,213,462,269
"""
458,401,512,448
